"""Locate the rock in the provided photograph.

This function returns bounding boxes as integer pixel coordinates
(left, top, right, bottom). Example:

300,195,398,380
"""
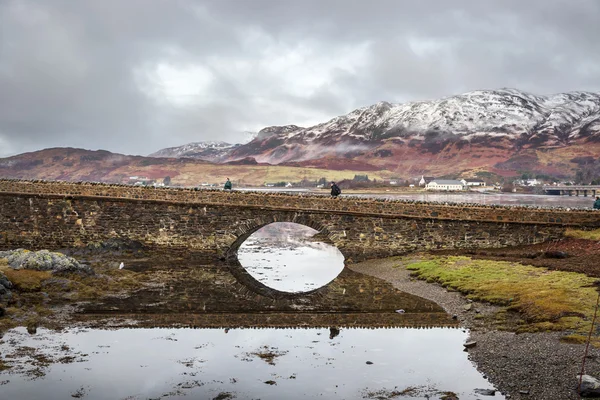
463,303,473,311
474,388,496,396
519,389,530,395
5,249,93,275
0,306,5,317
464,341,477,349
544,250,569,259
578,375,600,397
0,271,12,302
0,272,12,290
366,361,373,365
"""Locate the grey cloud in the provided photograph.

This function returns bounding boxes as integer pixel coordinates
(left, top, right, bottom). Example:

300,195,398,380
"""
0,0,599,157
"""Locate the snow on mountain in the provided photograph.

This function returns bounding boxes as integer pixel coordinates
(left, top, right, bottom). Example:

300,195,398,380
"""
279,89,600,143
149,141,235,161
150,89,600,166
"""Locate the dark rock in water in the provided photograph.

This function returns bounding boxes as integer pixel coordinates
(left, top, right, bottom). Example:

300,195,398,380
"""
366,361,373,365
474,388,496,396
329,327,340,339
4,249,93,275
579,374,600,397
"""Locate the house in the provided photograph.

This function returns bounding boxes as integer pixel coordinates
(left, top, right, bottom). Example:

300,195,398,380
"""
419,176,435,186
388,177,402,185
526,179,541,186
460,178,486,187
426,180,466,191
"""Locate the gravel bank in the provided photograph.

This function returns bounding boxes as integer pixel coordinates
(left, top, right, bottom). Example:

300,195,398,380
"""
348,257,600,400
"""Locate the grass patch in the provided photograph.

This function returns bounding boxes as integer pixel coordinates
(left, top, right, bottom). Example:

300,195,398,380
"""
3,269,51,292
565,228,600,241
403,255,600,333
560,334,600,347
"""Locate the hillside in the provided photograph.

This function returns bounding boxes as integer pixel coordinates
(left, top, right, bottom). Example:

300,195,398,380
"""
0,148,388,186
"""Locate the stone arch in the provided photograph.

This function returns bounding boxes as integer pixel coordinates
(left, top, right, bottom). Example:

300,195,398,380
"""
224,212,345,300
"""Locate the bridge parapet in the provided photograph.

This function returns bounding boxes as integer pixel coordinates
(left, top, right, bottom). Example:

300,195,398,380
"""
0,179,598,227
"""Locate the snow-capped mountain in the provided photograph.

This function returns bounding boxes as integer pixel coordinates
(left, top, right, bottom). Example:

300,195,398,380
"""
149,141,235,162
224,89,600,167
148,89,600,177
256,89,600,144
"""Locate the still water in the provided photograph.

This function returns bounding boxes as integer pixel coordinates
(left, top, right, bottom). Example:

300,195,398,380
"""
238,223,345,293
240,187,596,208
0,326,501,400
353,192,595,209
0,223,504,399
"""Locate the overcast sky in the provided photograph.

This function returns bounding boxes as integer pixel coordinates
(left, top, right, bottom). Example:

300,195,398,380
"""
1,0,599,157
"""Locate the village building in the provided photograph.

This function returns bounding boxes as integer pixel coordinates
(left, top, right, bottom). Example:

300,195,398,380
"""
419,176,435,186
426,180,466,191
460,178,486,187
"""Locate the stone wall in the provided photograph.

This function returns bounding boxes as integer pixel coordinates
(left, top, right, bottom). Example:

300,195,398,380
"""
0,179,593,265
0,179,598,226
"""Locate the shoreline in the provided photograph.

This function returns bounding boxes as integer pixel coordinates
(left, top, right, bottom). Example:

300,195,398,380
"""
348,257,600,400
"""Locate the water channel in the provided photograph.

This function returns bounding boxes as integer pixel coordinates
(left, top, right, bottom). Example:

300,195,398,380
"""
0,223,506,399
242,187,597,209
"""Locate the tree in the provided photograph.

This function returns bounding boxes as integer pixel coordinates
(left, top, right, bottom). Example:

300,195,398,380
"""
163,176,171,186
317,177,328,186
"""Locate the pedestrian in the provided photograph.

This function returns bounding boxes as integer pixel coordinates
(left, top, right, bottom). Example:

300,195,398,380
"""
330,181,341,197
594,196,600,210
224,178,232,190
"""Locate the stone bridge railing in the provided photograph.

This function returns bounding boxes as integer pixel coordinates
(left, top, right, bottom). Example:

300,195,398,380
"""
0,179,598,227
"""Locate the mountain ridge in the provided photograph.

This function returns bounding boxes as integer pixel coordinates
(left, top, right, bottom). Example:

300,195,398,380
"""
2,89,600,183
150,88,600,169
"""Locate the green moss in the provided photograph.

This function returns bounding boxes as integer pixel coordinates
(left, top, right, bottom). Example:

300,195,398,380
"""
403,255,599,333
565,228,600,240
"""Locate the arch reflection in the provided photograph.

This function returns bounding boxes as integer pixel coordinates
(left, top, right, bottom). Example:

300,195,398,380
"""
237,222,345,293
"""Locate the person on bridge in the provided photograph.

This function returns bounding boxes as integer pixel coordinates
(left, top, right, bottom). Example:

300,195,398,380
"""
330,182,341,198
594,196,600,210
224,178,232,190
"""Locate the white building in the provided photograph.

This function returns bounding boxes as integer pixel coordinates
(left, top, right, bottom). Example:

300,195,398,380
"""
419,176,435,186
460,178,486,187
426,180,466,191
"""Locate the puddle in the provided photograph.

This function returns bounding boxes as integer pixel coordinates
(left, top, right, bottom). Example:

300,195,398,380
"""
0,326,503,399
238,222,345,293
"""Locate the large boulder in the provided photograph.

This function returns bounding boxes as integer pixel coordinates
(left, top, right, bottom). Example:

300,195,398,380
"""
3,249,93,275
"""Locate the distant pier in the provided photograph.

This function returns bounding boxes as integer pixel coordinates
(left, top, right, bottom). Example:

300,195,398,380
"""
543,185,600,197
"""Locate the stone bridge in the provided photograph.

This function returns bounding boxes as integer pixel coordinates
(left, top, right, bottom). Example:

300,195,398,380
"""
1,179,599,312
1,179,598,260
